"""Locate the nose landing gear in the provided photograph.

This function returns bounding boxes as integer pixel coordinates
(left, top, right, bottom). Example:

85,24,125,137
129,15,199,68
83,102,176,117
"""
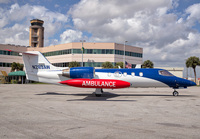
173,90,179,96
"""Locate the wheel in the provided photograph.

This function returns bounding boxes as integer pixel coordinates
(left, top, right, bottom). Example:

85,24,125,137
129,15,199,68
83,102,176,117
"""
95,94,102,97
173,91,179,96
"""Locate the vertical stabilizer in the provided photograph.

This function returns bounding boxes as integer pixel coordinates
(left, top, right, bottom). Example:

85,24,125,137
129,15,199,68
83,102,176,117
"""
22,51,66,83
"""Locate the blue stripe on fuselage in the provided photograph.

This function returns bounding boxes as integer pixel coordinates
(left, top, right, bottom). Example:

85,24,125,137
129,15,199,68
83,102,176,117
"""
95,68,178,88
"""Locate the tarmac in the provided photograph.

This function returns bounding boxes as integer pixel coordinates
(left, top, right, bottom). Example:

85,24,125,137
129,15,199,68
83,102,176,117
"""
0,84,199,139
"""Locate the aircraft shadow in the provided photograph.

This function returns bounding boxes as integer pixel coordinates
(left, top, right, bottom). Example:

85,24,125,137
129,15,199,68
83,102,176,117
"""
35,91,196,101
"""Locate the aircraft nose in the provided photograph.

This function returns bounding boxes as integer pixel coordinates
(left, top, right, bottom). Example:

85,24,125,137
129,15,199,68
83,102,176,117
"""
190,80,196,86
182,79,196,87
176,78,196,88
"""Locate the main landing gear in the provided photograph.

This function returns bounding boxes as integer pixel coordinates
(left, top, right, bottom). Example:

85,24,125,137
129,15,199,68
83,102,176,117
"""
95,88,103,97
173,90,179,96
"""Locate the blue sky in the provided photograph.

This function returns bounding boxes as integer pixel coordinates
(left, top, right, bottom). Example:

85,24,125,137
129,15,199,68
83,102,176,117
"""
0,0,200,74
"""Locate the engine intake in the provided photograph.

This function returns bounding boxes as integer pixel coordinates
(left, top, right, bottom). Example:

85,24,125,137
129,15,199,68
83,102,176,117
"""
62,67,95,79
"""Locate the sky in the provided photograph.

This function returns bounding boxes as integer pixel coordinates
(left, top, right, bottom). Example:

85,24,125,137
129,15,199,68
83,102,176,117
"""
0,0,200,73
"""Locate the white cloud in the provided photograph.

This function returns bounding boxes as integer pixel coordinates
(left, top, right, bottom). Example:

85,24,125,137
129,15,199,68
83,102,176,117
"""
60,29,83,44
70,0,174,44
185,3,200,26
0,23,29,46
0,17,8,28
186,3,200,21
69,0,200,67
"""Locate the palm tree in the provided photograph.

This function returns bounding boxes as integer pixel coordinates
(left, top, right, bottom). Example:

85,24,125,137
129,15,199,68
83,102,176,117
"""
11,62,23,72
186,56,200,83
142,60,154,68
69,61,80,67
102,61,114,69
114,62,124,68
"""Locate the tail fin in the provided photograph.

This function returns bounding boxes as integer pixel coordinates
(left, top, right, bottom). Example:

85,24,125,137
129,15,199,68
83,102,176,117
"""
22,51,65,82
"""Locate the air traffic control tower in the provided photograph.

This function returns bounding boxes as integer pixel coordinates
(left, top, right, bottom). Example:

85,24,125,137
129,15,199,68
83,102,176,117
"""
29,19,44,47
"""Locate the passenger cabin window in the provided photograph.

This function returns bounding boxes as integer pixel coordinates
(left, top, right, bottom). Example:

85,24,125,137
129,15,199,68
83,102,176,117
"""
139,72,143,77
114,71,122,77
131,72,135,76
159,70,174,76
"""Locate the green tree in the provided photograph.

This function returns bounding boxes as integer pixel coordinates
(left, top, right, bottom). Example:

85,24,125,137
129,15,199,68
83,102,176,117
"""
69,61,81,67
186,56,200,83
114,62,124,68
11,62,23,72
142,60,154,68
102,61,114,69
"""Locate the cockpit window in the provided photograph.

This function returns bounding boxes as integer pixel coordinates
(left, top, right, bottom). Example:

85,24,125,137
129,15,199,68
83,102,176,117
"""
159,70,174,76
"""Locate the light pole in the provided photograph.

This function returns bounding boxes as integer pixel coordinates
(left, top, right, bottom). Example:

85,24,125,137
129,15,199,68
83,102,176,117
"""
80,40,85,67
185,59,188,79
123,41,128,68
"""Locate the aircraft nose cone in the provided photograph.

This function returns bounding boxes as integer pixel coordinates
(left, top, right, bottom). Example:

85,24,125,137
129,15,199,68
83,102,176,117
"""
176,78,196,88
185,80,196,87
190,81,196,86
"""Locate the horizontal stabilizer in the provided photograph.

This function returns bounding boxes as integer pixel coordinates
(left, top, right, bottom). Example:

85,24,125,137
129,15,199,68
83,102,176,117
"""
23,52,38,55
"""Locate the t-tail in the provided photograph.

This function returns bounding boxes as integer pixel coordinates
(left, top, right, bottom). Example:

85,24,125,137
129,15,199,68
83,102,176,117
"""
22,51,69,84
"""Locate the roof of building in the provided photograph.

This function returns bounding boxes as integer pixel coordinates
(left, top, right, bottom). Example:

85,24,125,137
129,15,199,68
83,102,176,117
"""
30,19,44,23
8,71,26,76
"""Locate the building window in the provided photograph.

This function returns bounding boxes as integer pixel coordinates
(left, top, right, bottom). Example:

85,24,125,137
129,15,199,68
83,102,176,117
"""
33,43,37,47
33,28,38,33
72,49,82,54
43,48,142,58
0,62,15,67
0,50,20,56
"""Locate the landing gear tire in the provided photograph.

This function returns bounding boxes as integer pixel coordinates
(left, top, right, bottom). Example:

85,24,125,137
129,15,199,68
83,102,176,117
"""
95,94,102,97
95,88,102,97
173,91,179,96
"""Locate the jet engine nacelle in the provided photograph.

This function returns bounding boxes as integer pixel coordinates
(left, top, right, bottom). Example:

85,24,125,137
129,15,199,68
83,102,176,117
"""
62,67,95,79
